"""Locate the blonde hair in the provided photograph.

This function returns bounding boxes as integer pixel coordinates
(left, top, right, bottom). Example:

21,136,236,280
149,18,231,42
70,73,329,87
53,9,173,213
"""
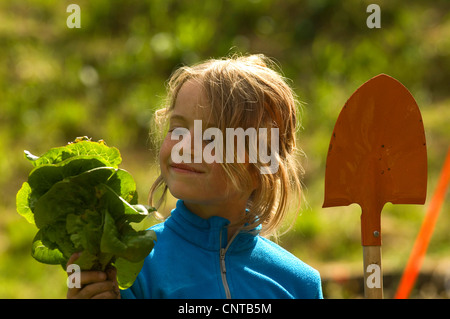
149,54,303,237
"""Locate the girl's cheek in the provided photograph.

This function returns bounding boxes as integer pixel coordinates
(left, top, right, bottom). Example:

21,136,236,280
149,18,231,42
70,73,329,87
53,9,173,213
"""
159,136,173,165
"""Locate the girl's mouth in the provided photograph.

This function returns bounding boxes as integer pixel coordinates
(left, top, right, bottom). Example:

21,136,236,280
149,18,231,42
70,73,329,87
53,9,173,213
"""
169,163,204,174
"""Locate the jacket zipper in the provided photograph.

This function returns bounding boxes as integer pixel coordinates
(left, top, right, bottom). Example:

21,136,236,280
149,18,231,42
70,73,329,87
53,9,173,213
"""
219,226,243,299
220,247,231,299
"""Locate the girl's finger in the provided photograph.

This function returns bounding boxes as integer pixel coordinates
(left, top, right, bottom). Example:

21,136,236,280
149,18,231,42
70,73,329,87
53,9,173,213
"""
73,280,116,299
106,266,120,296
105,266,117,280
67,270,107,299
79,271,107,286
91,287,121,299
66,252,81,269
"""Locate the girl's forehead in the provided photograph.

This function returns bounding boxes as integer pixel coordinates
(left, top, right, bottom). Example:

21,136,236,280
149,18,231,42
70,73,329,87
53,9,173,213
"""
172,79,213,122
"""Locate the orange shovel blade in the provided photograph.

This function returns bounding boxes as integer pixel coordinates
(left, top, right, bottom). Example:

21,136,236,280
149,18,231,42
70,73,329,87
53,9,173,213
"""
323,74,427,246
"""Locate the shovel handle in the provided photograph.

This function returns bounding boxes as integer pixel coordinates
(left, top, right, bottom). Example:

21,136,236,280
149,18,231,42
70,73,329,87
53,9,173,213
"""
361,203,383,246
363,246,383,298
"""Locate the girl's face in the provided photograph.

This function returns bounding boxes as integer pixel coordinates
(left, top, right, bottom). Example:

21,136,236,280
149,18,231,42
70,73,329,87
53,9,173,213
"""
159,79,252,212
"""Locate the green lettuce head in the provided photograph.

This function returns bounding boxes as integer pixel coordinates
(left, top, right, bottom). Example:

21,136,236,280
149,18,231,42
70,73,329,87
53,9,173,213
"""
16,137,157,289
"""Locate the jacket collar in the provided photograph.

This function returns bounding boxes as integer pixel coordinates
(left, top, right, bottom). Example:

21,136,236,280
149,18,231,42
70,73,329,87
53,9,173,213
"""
165,200,259,252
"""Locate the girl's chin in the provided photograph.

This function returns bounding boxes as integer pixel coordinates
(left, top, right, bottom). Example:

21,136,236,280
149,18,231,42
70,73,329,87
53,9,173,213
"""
167,186,203,202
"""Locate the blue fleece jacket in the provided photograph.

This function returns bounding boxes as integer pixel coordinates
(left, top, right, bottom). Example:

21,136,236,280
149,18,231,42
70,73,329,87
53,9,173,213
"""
121,200,323,299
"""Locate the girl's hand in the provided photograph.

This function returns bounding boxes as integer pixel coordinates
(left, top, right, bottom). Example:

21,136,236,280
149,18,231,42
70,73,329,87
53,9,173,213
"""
66,252,120,299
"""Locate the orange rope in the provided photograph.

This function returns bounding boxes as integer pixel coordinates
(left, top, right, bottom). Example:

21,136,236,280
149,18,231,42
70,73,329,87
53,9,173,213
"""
395,146,450,299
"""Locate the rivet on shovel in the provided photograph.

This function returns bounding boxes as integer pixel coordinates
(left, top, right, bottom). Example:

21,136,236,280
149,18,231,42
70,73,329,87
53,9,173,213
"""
323,74,427,299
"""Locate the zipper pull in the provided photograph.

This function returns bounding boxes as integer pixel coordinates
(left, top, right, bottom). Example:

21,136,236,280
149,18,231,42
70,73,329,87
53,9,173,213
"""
220,248,226,273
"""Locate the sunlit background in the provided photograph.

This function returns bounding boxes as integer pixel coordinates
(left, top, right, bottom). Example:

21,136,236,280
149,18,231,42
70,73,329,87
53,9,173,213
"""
1,0,449,298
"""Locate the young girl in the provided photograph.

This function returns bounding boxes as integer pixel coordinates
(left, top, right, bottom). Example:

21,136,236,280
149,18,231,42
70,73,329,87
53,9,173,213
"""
67,54,323,299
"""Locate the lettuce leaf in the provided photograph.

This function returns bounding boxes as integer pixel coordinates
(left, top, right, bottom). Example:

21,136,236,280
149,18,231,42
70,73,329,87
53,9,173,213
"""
16,137,157,289
25,137,121,168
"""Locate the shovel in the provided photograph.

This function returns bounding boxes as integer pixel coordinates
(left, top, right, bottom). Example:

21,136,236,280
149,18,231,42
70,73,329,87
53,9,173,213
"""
322,74,427,299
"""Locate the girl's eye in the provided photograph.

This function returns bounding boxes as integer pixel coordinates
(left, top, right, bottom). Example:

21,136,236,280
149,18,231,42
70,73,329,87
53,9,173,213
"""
168,127,190,138
168,126,182,133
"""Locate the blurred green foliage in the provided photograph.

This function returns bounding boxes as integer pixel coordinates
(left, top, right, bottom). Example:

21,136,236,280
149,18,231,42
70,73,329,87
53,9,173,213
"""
1,0,449,298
